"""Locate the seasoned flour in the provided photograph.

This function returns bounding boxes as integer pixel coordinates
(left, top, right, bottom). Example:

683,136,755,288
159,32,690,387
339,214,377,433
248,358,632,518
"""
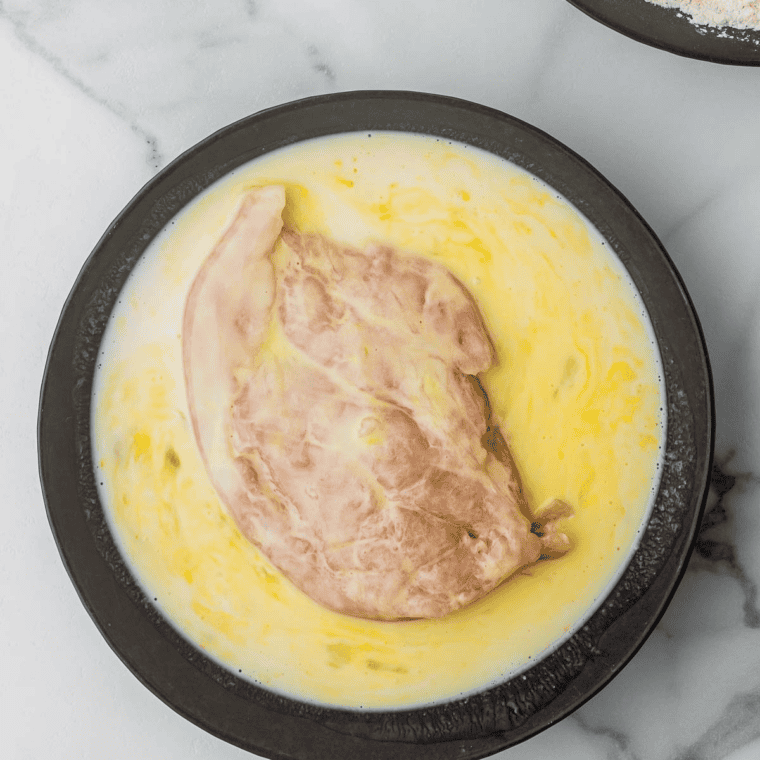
645,0,760,29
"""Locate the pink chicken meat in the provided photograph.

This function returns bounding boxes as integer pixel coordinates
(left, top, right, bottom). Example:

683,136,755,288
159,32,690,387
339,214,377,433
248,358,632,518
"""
183,185,569,620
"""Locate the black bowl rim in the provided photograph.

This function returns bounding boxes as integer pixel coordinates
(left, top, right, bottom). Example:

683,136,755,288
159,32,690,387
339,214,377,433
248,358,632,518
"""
38,90,715,760
567,0,760,65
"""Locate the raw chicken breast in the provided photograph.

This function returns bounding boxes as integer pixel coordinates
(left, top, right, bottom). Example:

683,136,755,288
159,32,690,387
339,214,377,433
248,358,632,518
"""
183,185,569,620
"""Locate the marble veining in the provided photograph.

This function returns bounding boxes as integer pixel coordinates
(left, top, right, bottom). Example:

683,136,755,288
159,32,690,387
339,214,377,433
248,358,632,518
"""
3,0,760,758
676,689,760,760
571,711,641,760
0,1,164,170
694,461,760,629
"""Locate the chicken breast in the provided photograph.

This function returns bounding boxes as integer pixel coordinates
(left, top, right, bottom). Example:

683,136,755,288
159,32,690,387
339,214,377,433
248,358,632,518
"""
183,185,569,620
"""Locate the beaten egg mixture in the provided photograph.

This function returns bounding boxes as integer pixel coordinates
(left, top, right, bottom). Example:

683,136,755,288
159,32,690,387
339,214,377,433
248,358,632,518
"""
93,132,663,708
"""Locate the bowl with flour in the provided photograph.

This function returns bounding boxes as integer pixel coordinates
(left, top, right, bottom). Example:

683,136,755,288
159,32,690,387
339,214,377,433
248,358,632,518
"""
38,91,714,759
568,0,760,64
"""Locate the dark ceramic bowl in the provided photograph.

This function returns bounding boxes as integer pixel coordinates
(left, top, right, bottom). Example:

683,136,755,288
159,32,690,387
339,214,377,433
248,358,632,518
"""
568,0,760,65
38,91,714,759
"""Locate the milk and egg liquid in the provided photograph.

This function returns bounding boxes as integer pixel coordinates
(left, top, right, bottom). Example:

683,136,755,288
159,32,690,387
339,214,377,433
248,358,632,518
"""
92,132,665,709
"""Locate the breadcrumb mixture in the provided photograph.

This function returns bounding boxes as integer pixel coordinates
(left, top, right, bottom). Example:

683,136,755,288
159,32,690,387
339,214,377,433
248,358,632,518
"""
645,0,760,29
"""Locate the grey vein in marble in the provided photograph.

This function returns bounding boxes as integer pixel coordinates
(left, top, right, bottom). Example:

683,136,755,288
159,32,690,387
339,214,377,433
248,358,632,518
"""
673,691,760,760
692,458,760,629
0,2,163,171
571,711,642,760
0,3,164,172
307,43,336,84
0,0,348,162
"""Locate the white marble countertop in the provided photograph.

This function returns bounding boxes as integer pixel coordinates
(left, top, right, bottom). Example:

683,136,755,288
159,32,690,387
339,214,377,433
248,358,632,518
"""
2,1,759,758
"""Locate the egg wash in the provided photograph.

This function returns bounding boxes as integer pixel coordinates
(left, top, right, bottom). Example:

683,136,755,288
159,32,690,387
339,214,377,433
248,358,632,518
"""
92,132,665,709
